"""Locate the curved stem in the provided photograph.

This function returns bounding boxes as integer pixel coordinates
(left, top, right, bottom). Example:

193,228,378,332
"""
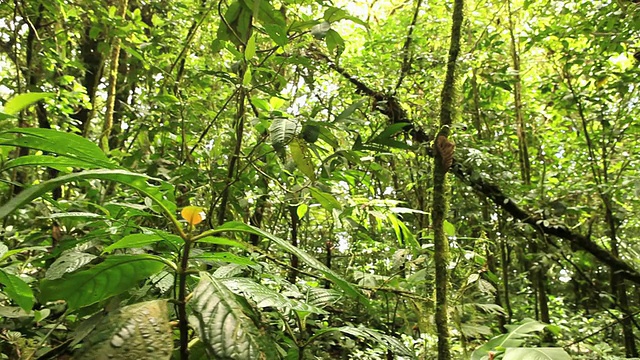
178,226,194,360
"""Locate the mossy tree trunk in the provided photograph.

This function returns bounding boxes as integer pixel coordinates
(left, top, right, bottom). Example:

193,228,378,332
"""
431,0,464,358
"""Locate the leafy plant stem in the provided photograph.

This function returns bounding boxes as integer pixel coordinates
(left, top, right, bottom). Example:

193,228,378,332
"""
178,234,193,360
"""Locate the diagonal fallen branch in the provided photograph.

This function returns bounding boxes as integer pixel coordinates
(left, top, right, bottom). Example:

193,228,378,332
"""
308,48,640,285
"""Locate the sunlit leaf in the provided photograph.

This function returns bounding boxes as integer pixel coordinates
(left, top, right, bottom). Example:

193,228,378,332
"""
2,92,54,115
290,138,316,181
0,128,116,169
0,169,177,221
503,347,571,360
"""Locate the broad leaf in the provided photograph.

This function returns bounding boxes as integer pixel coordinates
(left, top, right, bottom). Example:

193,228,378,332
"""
0,128,115,169
189,272,274,359
0,169,177,220
2,92,54,115
192,252,256,266
0,269,34,311
195,236,247,249
214,222,369,307
102,233,171,254
73,300,173,359
290,138,316,181
2,155,104,171
45,251,97,280
0,246,49,264
269,117,300,148
335,99,366,123
221,277,327,314
503,347,572,360
313,326,415,358
40,254,165,310
309,187,342,211
471,318,549,360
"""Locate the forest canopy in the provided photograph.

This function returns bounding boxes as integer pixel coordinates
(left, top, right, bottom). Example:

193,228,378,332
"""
0,0,639,359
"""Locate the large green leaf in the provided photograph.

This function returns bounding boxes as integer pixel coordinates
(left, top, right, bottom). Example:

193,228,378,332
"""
269,117,300,148
312,326,414,358
289,138,316,181
2,154,104,171
189,272,275,359
73,300,173,360
503,348,572,360
40,255,165,310
309,187,342,211
0,269,34,311
214,222,370,308
45,251,97,280
221,277,327,314
0,128,116,169
2,92,54,115
0,169,177,220
471,318,549,360
102,233,175,254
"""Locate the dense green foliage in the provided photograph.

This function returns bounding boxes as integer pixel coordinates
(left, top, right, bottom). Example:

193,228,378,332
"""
0,0,639,359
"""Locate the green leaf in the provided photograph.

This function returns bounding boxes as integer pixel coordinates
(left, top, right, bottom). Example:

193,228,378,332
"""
335,99,366,123
245,34,256,59
369,122,413,149
309,187,342,211
243,65,252,86
241,0,285,28
73,300,173,359
503,348,572,360
290,138,316,181
0,169,177,221
471,318,549,360
325,29,345,56
192,252,256,266
297,204,308,219
313,326,414,358
0,269,34,312
0,246,48,264
323,7,369,28
40,254,165,311
195,236,247,249
45,251,97,280
444,220,456,236
102,233,175,254
221,277,327,314
189,272,274,359
2,155,105,172
263,24,287,46
269,117,300,148
214,222,369,307
2,92,54,115
0,128,115,169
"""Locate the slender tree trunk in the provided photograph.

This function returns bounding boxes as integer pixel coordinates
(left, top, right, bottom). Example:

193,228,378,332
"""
507,0,530,185
431,0,464,358
101,0,129,151
108,50,130,151
72,26,103,136
605,198,638,357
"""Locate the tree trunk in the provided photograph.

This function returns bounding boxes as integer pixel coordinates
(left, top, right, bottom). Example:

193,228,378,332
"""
431,0,464,358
